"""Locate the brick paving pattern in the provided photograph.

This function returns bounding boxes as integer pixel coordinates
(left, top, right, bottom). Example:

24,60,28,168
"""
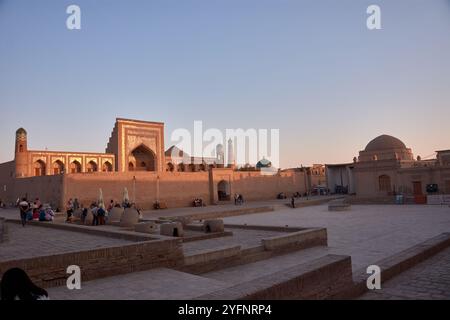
224,204,450,271
0,222,134,261
359,247,450,300
48,268,228,300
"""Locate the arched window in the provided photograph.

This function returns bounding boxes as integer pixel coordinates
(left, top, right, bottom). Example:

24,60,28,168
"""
102,161,113,172
34,160,46,177
87,161,98,173
178,163,185,172
53,160,65,175
70,161,82,174
166,162,174,172
379,175,391,192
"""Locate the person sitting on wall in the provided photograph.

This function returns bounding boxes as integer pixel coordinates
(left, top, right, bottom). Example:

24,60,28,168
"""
44,206,55,222
31,200,39,221
154,200,161,210
1,268,49,300
38,207,46,222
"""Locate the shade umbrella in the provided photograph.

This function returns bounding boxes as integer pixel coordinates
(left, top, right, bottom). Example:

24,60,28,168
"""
123,187,130,203
98,188,105,210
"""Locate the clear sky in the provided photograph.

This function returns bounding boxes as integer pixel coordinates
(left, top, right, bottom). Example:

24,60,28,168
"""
1,0,449,168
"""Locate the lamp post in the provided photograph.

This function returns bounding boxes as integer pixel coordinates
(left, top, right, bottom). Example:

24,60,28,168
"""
156,175,160,203
133,176,136,204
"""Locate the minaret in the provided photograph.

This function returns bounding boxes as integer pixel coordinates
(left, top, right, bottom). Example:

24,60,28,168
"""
216,144,224,168
15,128,28,178
227,138,235,169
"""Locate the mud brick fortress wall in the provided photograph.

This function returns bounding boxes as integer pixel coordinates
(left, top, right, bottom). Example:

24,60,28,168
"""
63,169,307,209
0,118,310,209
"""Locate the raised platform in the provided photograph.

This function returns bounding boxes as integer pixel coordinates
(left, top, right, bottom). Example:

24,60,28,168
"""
196,254,353,300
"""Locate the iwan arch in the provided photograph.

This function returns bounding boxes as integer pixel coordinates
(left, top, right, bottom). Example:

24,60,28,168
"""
0,118,311,209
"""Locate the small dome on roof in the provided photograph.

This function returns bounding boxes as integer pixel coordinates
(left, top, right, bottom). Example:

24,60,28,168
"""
256,158,272,168
16,128,27,135
365,135,406,152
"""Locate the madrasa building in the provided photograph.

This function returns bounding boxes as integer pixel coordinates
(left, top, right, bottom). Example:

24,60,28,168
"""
326,134,450,202
0,118,312,209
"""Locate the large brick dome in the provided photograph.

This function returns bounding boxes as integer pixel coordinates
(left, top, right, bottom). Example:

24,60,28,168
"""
365,135,407,152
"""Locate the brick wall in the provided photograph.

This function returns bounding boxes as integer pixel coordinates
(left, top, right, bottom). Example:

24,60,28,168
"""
0,238,183,289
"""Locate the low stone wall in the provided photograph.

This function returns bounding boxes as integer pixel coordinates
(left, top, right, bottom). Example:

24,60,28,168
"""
179,227,328,275
6,219,155,242
0,238,184,288
196,254,353,300
169,206,275,221
346,196,396,205
184,245,241,266
262,228,328,251
224,224,305,233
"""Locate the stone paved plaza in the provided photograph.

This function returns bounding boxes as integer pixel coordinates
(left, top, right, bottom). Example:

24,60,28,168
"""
224,204,450,271
1,203,450,300
0,222,135,262
47,268,228,300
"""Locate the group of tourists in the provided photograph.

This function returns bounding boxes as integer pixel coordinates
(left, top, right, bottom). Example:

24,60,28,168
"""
18,197,55,227
65,198,135,226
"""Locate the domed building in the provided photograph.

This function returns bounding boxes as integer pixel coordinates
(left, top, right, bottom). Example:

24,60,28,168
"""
326,134,450,199
358,135,413,162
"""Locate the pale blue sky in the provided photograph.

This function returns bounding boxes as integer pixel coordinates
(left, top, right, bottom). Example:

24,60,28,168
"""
1,0,449,168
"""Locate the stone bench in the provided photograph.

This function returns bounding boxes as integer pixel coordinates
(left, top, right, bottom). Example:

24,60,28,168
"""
160,222,184,237
328,199,351,211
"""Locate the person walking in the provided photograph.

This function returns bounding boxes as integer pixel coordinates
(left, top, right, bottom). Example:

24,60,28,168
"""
291,196,296,209
18,198,30,227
